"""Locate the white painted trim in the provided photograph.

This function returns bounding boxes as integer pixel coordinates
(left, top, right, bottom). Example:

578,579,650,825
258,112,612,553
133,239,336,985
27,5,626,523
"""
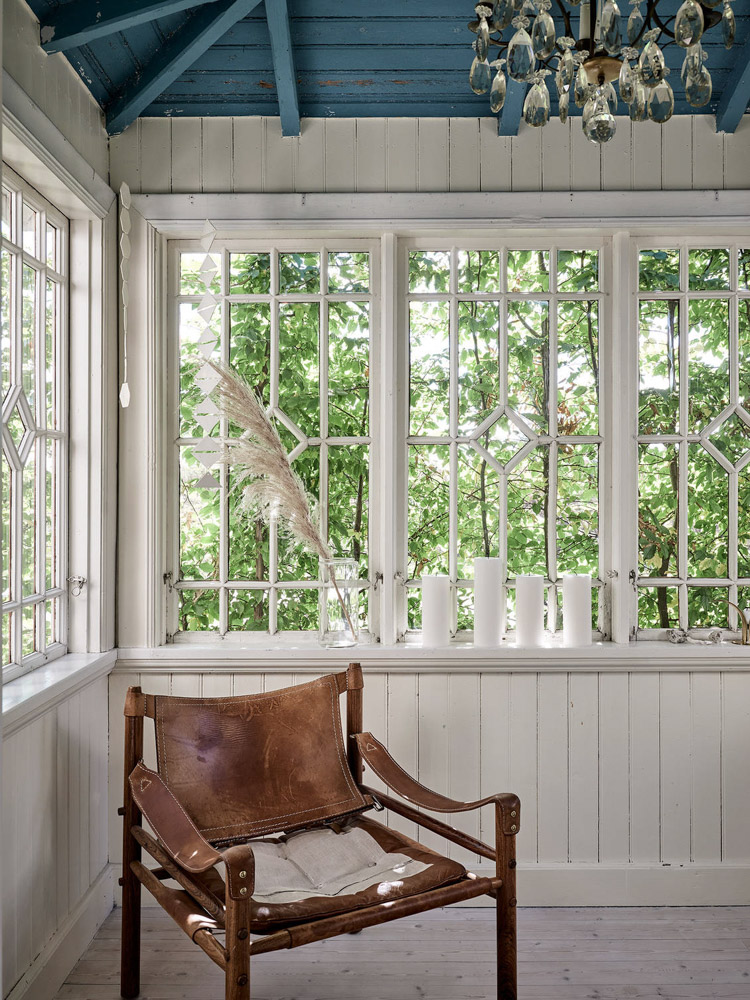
2,71,114,220
5,864,114,1000
114,641,750,671
465,863,750,907
2,650,116,736
132,191,750,234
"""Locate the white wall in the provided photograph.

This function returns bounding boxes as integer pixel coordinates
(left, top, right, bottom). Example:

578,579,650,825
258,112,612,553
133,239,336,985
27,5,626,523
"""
109,113,750,195
2,0,108,179
2,674,112,998
109,664,750,906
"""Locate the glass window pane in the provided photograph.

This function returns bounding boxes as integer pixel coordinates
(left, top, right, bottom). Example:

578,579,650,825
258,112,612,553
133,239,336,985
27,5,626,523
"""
457,251,500,293
228,590,268,631
506,446,549,577
557,250,599,292
688,299,728,432
46,223,57,271
1,250,11,400
22,202,37,257
22,603,36,657
178,589,220,632
22,445,36,598
557,444,599,576
2,188,12,240
739,249,750,291
279,303,319,435
557,300,598,435
328,302,369,437
507,300,549,433
739,295,750,409
739,466,750,578
276,589,318,631
508,250,549,292
277,449,319,581
179,447,220,581
687,445,727,578
410,300,449,436
279,252,319,293
638,586,679,629
710,412,750,467
228,469,269,583
328,445,368,575
639,300,679,434
687,586,727,628
689,248,730,291
45,598,59,647
328,252,369,292
639,249,680,291
2,613,12,667
22,264,36,418
229,253,271,294
46,438,56,589
180,252,220,295
456,446,500,580
408,444,450,577
639,443,678,577
229,302,272,415
179,301,221,438
1,454,10,603
409,251,450,293
46,280,57,430
458,300,500,433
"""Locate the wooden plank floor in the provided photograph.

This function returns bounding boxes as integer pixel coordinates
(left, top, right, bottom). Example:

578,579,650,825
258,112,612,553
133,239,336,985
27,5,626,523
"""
56,905,750,1000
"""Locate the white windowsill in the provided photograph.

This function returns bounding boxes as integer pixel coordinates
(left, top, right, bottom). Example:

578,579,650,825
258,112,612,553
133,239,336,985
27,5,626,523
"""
2,649,117,736
115,639,750,672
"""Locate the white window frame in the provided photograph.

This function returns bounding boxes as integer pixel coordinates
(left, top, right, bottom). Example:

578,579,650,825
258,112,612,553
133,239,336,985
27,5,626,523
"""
1,165,69,682
166,237,382,644
634,237,750,639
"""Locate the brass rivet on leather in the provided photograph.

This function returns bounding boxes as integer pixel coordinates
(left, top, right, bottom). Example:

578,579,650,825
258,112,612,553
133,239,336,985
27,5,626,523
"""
239,887,248,896
237,974,248,986
510,810,517,818
239,870,247,879
510,824,517,832
237,928,249,940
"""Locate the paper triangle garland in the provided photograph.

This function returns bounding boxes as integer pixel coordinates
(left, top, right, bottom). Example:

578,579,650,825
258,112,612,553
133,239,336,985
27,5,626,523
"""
195,472,220,490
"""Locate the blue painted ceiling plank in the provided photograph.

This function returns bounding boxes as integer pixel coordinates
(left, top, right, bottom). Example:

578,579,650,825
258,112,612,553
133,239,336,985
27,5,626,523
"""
41,0,222,54
498,79,526,137
265,0,300,137
105,0,264,135
714,40,750,133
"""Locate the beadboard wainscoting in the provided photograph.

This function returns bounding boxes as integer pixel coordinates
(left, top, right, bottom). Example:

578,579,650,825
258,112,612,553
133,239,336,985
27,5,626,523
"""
2,670,113,1000
108,114,750,196
109,665,750,907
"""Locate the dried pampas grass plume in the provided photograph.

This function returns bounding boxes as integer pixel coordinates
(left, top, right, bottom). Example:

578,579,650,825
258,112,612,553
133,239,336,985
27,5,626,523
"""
207,360,355,637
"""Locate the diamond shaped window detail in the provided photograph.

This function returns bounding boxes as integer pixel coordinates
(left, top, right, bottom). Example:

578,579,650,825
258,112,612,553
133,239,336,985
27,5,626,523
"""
484,413,530,468
6,405,25,449
709,412,750,467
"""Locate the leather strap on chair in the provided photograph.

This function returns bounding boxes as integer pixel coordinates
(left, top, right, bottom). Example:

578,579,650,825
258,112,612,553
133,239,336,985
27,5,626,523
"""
222,843,256,901
353,732,520,833
129,762,223,873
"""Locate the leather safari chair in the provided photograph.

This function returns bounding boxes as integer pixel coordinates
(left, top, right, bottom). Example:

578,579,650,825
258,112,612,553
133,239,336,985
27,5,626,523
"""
119,663,520,1000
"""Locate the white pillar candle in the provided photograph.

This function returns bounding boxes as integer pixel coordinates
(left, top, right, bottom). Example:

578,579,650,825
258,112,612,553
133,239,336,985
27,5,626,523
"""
515,575,545,647
474,557,504,648
563,575,592,647
421,575,451,646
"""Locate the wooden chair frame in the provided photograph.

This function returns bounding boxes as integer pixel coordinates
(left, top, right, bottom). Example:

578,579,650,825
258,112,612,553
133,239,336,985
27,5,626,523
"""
119,664,520,1000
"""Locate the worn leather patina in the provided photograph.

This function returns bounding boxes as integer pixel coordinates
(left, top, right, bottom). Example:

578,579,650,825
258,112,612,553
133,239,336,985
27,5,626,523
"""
153,673,369,842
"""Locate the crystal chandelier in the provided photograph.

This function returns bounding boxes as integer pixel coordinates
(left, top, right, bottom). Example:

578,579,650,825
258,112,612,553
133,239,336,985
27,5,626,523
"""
468,0,735,144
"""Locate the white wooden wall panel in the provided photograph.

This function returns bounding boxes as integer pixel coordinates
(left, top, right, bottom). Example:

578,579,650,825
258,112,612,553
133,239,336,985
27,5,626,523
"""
1,675,109,997
3,0,108,179
107,666,750,905
110,114,748,196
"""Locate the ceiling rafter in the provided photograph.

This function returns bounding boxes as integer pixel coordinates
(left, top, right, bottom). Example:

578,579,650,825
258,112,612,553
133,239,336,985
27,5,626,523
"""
498,80,526,137
105,0,263,135
265,0,300,137
40,0,221,54
715,44,750,134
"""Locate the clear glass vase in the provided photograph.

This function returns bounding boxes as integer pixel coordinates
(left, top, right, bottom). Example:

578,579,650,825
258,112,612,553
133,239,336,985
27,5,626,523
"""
319,558,359,647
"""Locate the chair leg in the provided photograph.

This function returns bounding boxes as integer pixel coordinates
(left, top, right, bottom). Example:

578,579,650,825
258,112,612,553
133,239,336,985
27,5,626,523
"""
120,854,142,999
225,896,251,1000
495,818,518,1000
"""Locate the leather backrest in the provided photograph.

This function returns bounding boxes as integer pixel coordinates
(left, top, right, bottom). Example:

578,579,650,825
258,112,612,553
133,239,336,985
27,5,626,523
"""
152,672,368,842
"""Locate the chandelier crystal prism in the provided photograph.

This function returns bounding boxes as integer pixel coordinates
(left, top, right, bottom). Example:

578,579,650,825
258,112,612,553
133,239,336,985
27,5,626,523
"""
468,0,733,145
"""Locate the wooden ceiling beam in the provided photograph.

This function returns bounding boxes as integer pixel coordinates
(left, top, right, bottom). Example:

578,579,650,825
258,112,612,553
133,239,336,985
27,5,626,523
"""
105,0,263,135
40,0,222,54
265,0,300,137
715,49,750,134
498,80,526,137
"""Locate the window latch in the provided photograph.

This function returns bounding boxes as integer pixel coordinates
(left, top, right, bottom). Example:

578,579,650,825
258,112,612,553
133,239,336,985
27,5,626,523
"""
67,575,87,597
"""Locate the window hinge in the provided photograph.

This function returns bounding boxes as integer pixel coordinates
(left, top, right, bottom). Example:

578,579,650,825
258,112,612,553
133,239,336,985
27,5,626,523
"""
163,571,174,592
67,575,86,597
394,572,406,586
373,571,383,591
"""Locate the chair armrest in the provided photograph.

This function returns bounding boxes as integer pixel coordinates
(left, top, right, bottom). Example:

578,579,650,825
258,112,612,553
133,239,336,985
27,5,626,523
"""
353,732,520,834
129,762,223,874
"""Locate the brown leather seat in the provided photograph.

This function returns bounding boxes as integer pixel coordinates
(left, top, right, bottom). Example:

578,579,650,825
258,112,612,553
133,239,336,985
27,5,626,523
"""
119,664,520,1000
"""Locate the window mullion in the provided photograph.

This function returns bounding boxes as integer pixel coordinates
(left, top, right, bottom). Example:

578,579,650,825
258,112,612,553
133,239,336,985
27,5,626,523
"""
449,247,459,633
547,267,559,630
677,248,689,631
